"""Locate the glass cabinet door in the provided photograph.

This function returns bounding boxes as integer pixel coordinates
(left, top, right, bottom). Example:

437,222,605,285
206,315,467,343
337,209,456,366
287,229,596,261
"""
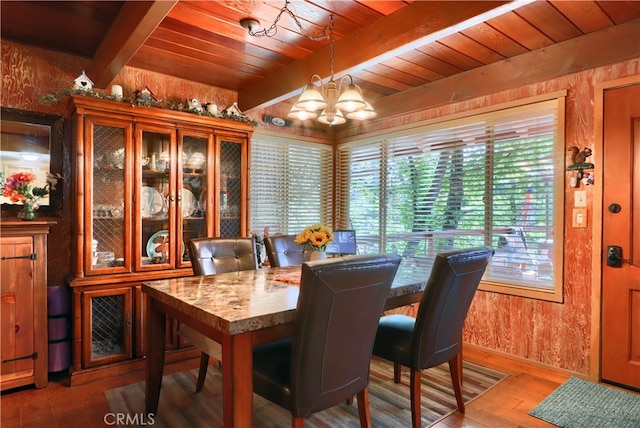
138,126,175,270
88,119,131,274
179,132,210,268
218,139,245,237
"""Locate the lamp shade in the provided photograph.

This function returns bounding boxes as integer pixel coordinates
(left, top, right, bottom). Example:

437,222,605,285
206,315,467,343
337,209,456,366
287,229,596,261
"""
288,105,318,120
294,83,327,111
335,83,366,112
346,101,377,120
317,108,346,125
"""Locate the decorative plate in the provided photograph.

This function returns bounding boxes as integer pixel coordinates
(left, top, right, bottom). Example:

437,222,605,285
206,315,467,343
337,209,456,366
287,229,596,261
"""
181,188,196,218
141,187,164,217
146,230,185,259
271,116,286,126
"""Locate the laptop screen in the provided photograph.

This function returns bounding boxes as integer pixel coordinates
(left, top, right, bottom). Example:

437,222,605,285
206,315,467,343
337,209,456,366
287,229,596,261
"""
326,230,357,255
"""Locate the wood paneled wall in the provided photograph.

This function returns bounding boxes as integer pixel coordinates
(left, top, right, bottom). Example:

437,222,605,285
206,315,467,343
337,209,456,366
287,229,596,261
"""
337,59,639,376
2,37,639,376
0,39,237,286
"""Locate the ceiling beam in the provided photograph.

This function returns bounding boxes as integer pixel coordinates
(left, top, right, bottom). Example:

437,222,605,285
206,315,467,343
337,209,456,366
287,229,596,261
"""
238,1,508,112
364,18,640,125
89,0,178,88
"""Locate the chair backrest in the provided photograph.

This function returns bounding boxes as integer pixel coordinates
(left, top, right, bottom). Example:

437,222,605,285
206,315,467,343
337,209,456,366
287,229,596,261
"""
264,235,306,267
291,254,401,417
412,247,494,369
187,237,258,276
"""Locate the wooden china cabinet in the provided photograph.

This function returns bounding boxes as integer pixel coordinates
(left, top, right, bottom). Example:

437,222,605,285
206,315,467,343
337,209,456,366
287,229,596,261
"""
65,96,252,384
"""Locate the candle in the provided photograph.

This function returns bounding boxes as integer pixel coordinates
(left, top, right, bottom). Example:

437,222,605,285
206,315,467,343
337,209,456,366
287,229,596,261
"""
111,85,123,99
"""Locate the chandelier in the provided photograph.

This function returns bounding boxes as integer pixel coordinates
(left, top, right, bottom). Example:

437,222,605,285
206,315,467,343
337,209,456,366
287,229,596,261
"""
240,1,376,125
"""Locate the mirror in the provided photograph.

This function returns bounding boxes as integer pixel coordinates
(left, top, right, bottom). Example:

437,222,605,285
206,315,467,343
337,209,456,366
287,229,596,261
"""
1,107,64,215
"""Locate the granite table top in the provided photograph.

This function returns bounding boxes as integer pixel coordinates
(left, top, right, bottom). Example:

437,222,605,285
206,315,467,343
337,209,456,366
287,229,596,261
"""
142,264,427,336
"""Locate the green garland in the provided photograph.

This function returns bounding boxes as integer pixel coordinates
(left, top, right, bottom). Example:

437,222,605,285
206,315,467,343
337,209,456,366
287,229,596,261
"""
39,88,258,127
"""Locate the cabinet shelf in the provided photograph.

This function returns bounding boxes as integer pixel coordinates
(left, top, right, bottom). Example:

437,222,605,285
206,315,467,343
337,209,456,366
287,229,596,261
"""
142,169,169,176
142,216,169,222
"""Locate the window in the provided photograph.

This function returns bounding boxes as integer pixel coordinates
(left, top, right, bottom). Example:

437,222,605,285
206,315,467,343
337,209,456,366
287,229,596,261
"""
337,97,565,301
250,134,333,235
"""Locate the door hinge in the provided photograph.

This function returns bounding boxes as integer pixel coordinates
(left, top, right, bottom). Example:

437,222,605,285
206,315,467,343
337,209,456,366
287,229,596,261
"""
2,352,38,363
1,253,37,261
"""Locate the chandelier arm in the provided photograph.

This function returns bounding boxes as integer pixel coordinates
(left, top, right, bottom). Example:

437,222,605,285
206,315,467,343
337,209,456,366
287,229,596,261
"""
337,74,355,93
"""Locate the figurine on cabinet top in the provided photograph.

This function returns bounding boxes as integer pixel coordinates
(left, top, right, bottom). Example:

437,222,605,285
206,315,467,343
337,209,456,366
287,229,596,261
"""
73,71,94,92
186,98,203,112
222,102,242,116
134,85,157,102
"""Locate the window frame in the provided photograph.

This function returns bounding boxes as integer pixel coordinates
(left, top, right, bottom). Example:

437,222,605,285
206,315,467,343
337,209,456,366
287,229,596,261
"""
249,132,334,236
336,93,566,302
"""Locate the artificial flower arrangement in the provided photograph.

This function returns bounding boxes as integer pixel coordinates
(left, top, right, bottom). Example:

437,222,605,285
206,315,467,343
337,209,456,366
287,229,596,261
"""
294,224,334,252
1,172,62,220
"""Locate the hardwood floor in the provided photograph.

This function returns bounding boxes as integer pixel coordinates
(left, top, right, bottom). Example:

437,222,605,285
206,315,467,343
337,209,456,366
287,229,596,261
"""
1,345,569,427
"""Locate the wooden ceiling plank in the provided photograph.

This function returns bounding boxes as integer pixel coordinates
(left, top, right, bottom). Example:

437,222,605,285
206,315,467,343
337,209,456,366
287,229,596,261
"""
418,42,485,71
156,19,294,67
129,46,253,90
355,0,408,16
239,1,508,112
379,57,444,82
549,1,613,33
439,32,505,64
487,11,554,50
398,50,464,77
168,2,321,57
359,65,416,91
90,0,178,88
370,18,640,124
0,1,117,58
461,22,529,58
515,1,583,42
142,37,266,77
596,1,640,25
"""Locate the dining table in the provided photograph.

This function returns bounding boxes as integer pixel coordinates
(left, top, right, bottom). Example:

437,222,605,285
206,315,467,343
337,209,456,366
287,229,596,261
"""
142,263,427,427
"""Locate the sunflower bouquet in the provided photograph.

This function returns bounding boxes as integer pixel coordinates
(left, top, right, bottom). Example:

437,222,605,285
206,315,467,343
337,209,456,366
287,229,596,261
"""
294,224,334,252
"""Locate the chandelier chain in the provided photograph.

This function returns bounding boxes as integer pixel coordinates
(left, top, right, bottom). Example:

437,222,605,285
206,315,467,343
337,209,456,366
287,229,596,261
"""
247,0,331,43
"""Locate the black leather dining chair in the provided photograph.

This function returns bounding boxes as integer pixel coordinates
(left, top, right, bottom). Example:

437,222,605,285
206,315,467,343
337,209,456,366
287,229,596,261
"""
264,234,306,267
372,247,493,428
181,237,258,392
252,254,402,428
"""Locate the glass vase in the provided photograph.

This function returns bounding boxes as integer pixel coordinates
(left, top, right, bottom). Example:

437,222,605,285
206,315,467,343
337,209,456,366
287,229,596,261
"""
305,250,327,262
17,199,38,221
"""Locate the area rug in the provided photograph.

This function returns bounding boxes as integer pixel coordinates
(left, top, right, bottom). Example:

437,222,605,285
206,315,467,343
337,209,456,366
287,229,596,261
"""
529,376,640,428
106,358,507,427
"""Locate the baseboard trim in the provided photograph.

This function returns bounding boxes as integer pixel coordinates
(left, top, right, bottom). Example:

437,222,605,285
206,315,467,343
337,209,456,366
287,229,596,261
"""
68,348,200,387
463,343,591,380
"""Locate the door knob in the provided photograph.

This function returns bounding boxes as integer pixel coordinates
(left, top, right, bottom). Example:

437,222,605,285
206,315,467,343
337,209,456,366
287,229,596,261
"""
606,245,622,268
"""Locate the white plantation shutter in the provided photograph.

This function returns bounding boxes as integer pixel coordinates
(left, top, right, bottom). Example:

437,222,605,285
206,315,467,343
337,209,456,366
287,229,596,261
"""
337,97,565,300
250,135,333,235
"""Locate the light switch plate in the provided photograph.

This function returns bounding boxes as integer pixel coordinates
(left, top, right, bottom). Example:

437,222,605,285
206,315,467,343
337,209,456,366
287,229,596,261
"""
575,190,587,207
572,208,587,228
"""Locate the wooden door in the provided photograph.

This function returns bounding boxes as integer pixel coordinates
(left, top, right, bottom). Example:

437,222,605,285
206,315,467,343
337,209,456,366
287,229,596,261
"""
0,236,35,387
601,82,640,390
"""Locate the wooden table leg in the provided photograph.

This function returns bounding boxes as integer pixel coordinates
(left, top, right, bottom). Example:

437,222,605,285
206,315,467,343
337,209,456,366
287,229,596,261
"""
222,332,253,428
145,296,166,415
